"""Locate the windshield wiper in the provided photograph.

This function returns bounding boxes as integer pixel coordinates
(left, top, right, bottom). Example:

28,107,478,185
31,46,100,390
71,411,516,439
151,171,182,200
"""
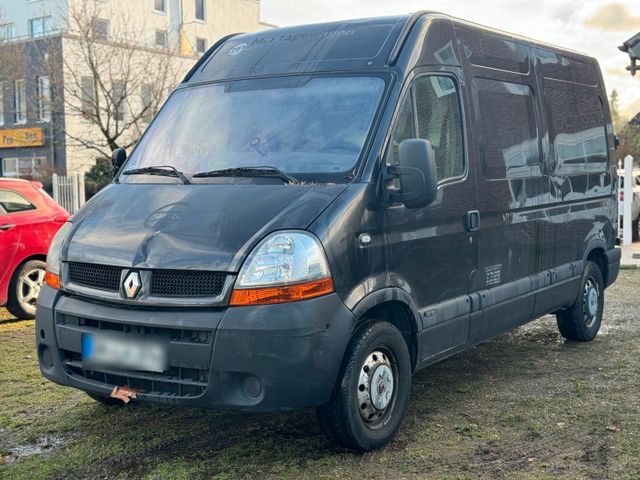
193,166,300,184
122,165,191,185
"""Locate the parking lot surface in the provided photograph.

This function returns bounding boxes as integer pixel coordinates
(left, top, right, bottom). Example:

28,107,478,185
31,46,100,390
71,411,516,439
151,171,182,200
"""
1,269,639,479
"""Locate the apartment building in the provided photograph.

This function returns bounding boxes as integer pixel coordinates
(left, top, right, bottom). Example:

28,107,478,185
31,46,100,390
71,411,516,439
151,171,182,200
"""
0,0,271,177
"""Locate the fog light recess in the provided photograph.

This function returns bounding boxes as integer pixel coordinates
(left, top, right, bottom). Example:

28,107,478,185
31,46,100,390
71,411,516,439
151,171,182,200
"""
242,375,263,399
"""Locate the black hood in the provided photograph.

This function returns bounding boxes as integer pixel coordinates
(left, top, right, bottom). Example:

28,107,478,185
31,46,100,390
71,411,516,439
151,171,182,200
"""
65,183,346,272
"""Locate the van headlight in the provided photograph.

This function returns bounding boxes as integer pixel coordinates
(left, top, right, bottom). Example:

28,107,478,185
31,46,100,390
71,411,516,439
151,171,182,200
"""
230,231,334,306
45,222,73,289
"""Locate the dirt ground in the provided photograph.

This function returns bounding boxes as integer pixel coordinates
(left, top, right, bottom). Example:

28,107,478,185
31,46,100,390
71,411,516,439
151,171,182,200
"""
1,269,639,480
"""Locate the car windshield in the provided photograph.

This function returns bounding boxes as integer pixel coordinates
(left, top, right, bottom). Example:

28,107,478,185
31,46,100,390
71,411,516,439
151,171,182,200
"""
120,75,386,183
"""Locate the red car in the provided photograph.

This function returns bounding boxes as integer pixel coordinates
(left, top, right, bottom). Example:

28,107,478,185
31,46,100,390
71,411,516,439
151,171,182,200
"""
0,178,69,319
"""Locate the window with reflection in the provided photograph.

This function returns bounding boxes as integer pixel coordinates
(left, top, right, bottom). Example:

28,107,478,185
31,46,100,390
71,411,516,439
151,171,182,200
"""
474,79,540,179
387,75,464,182
546,88,607,174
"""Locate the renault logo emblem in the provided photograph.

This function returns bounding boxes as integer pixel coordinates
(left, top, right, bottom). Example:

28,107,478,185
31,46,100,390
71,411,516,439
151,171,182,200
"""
123,271,141,299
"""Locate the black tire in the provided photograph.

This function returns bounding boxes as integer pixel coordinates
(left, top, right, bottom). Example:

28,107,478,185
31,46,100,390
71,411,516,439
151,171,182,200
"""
633,218,639,243
86,392,125,406
556,261,604,342
316,320,411,451
6,259,46,320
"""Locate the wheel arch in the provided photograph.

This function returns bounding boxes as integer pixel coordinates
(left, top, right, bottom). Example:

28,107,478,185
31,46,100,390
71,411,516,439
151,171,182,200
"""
583,241,608,286
1,254,47,304
351,288,421,371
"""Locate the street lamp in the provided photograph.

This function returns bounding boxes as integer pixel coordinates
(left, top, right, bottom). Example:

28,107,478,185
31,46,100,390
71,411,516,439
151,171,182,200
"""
619,32,640,76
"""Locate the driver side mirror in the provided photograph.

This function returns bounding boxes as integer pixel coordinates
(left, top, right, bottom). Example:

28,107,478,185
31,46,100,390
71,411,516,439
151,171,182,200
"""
111,148,127,178
389,139,438,209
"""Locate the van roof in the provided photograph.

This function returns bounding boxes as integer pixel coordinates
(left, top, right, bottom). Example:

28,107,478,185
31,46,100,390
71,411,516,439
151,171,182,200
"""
184,12,597,84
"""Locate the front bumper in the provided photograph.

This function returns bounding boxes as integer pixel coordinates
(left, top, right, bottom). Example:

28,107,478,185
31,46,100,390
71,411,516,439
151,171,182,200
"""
36,286,355,411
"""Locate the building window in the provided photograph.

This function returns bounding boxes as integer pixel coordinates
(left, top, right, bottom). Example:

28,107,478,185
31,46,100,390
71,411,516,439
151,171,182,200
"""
140,84,155,123
0,23,15,40
0,83,4,127
13,79,26,124
155,29,167,48
195,0,205,21
154,0,166,12
28,16,53,37
36,76,51,122
196,37,207,54
1,158,45,181
81,76,96,119
91,19,109,41
113,81,125,121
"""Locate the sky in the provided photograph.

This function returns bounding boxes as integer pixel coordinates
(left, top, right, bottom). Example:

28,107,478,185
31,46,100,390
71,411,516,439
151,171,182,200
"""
260,0,640,122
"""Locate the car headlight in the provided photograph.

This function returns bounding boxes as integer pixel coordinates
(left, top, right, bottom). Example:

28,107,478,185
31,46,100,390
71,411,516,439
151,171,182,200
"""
230,231,334,306
45,221,73,289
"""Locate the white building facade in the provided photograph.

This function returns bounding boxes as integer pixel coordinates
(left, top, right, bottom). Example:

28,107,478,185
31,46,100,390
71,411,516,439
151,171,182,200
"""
0,0,271,177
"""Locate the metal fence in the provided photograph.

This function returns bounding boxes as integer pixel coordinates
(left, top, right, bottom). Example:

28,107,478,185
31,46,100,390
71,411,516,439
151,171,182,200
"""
619,154,635,245
52,173,85,214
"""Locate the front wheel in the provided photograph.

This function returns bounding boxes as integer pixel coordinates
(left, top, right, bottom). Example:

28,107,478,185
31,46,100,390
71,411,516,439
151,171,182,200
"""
316,320,411,451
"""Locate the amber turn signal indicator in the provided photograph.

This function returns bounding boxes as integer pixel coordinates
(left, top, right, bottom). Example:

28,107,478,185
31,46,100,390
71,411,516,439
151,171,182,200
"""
45,271,61,289
230,277,334,306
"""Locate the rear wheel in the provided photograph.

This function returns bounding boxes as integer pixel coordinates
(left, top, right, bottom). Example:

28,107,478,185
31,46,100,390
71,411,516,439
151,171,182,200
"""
316,320,411,451
633,218,639,243
6,259,46,319
556,261,604,342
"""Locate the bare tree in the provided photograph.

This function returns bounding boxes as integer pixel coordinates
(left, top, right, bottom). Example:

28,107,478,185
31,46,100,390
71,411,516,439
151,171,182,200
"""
45,0,191,159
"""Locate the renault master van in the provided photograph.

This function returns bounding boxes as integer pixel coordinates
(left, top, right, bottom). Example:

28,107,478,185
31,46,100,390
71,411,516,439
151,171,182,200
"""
36,12,621,451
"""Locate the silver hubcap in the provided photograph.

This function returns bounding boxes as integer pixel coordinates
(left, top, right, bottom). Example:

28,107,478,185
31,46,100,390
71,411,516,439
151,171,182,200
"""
18,267,45,313
583,278,599,325
357,350,395,425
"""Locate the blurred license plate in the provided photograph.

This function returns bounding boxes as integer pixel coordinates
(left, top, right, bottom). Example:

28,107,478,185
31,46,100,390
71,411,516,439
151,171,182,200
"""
82,334,168,373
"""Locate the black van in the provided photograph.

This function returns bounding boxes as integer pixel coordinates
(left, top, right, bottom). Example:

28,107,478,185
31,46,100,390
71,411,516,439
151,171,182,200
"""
36,12,621,451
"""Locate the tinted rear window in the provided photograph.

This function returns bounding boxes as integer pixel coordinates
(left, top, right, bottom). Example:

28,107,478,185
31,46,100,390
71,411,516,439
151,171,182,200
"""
473,78,540,179
546,88,607,173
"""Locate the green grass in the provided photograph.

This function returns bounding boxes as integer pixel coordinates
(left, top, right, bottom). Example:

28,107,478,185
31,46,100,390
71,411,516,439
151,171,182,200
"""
1,269,640,479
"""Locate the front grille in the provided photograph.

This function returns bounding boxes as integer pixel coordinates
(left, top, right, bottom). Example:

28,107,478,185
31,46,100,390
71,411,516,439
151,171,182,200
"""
151,270,227,297
68,262,121,292
66,262,228,298
64,358,208,398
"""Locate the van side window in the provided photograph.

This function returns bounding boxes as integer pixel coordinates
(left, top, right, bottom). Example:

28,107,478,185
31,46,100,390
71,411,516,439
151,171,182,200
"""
414,76,464,180
546,88,608,174
387,91,415,167
473,79,540,179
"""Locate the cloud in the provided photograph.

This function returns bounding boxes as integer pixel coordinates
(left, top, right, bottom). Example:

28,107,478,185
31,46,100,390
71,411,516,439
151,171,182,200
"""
584,2,640,32
619,97,640,122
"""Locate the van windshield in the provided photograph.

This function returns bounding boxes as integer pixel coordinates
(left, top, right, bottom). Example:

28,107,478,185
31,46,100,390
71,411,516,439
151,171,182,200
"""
120,76,386,183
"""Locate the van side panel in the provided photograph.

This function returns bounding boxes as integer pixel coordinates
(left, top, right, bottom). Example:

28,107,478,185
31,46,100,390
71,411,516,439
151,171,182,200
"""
455,25,553,340
451,23,616,346
537,48,615,269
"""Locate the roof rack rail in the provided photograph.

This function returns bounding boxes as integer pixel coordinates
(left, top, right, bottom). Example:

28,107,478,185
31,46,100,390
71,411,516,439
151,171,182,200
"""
182,32,242,83
388,11,430,66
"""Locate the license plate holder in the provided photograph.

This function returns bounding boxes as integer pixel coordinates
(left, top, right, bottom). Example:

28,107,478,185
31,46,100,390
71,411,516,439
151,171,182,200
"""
82,333,168,373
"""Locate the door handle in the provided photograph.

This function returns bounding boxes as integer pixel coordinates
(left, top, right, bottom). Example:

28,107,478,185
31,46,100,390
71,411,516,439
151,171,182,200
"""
0,224,15,231
465,211,480,232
